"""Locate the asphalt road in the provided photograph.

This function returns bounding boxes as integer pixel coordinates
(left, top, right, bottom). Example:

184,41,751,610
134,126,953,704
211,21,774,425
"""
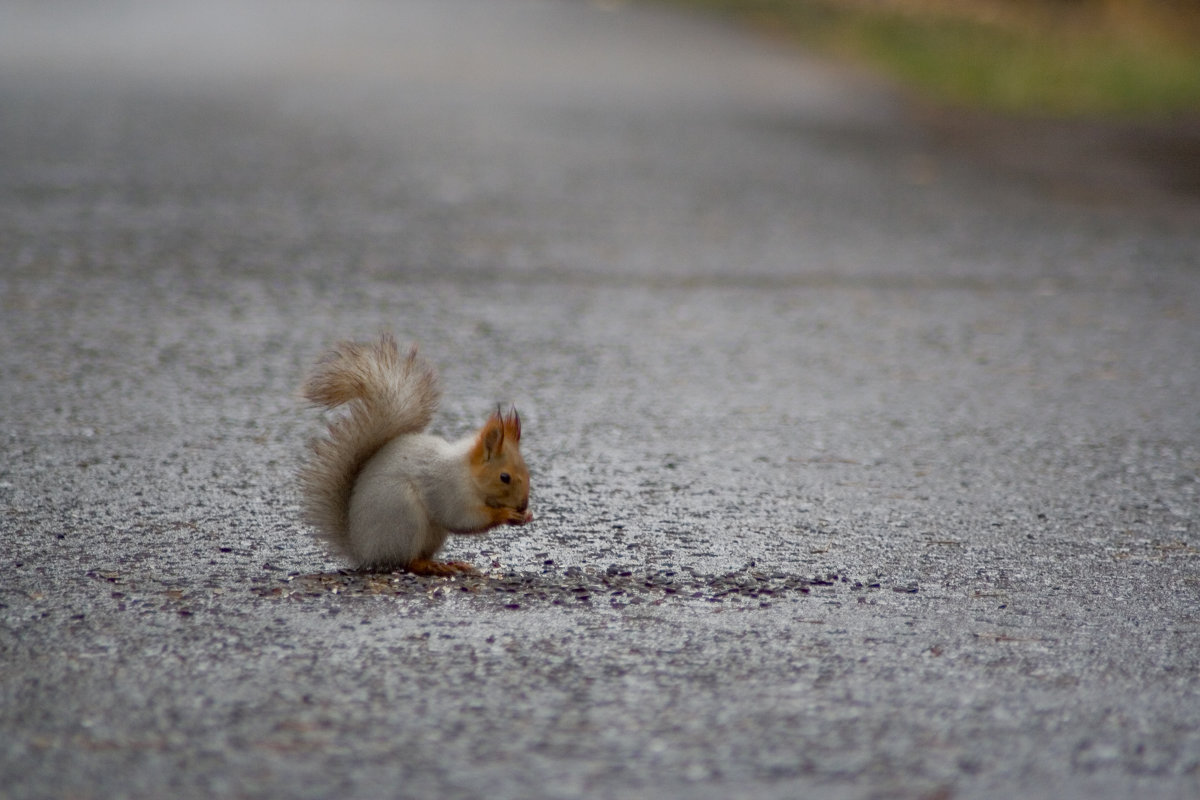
2,1,1199,799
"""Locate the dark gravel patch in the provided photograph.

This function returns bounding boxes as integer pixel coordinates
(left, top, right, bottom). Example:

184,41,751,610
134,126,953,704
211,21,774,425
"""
252,563,819,609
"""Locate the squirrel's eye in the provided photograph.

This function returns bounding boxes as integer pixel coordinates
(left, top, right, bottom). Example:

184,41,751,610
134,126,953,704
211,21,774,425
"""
500,472,511,484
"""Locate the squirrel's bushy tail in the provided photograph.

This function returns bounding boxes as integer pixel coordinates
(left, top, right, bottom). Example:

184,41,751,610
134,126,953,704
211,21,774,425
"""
299,333,439,556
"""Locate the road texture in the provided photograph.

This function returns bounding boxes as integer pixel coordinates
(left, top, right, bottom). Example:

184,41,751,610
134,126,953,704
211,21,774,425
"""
2,1,1199,798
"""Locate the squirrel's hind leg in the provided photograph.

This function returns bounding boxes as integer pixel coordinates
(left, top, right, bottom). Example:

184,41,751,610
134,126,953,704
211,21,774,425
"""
406,558,478,577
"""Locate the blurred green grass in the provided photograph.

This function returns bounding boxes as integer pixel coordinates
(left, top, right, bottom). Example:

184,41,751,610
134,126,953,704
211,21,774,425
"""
657,0,1200,116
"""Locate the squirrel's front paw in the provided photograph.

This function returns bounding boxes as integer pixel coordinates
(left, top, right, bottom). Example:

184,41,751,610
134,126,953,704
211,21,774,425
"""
504,508,533,526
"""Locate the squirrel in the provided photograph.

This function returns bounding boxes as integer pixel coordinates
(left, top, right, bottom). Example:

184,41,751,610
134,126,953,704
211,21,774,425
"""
299,333,532,576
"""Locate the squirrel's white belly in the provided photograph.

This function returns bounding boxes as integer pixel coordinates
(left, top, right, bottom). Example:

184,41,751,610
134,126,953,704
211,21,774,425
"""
347,436,450,568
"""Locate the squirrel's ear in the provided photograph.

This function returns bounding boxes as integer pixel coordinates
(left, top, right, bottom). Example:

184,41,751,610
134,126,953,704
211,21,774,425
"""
504,407,521,442
480,411,505,460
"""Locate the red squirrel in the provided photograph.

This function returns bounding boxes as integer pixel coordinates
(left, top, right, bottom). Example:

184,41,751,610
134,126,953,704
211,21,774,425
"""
299,333,532,575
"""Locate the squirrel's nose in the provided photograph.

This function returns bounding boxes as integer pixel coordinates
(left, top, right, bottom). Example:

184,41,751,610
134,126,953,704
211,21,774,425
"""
517,499,528,513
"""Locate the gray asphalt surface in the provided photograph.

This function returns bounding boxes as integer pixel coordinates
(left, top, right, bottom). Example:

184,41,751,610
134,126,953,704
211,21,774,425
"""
3,1,1199,798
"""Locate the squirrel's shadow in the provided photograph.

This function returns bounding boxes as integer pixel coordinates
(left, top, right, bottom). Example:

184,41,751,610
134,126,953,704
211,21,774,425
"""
260,565,815,607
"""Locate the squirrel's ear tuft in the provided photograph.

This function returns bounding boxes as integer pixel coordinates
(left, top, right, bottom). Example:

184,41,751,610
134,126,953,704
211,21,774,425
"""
504,407,521,442
477,407,519,460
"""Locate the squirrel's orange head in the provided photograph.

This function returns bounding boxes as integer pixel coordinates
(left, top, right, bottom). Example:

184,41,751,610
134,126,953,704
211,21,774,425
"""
469,407,529,514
